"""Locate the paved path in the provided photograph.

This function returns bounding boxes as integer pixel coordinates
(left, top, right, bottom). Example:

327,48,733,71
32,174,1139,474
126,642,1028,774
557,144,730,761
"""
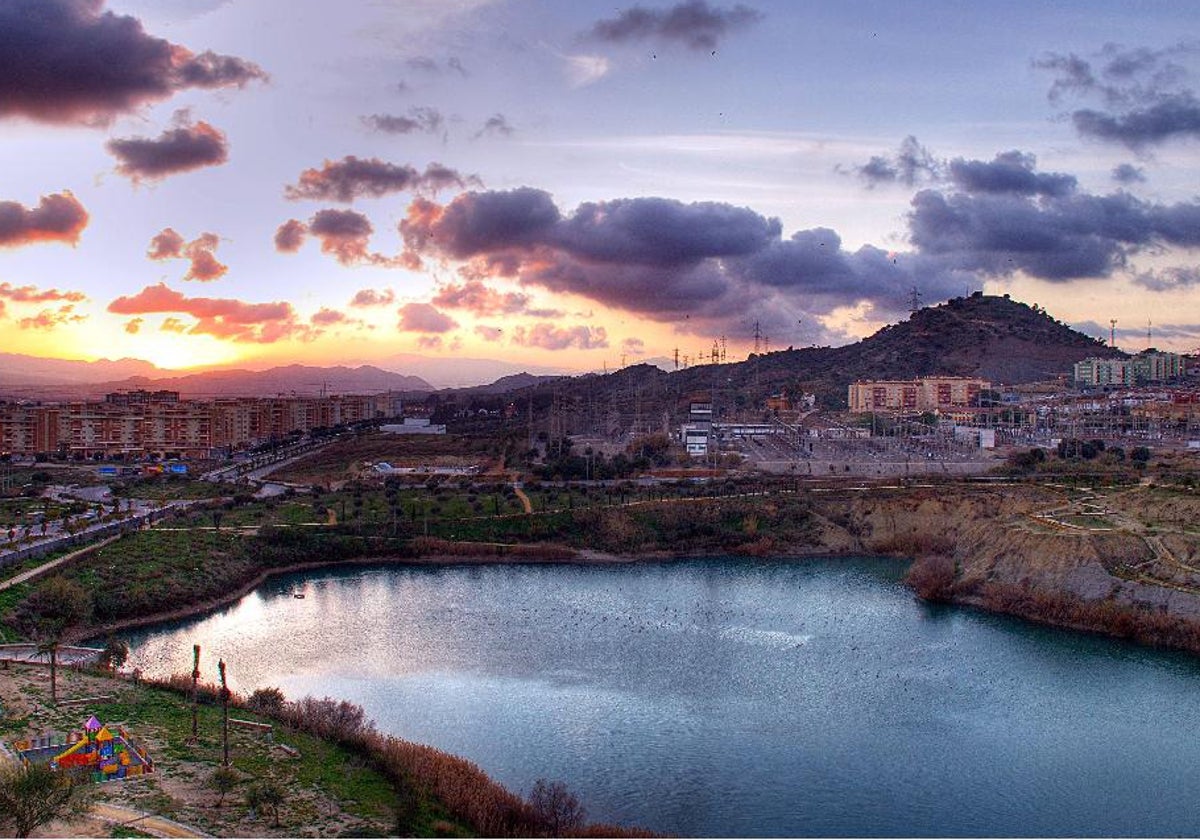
0,534,122,591
90,801,211,838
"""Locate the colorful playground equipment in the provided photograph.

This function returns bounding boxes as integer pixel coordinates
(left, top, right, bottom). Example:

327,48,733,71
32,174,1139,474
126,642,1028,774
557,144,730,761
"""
9,715,154,783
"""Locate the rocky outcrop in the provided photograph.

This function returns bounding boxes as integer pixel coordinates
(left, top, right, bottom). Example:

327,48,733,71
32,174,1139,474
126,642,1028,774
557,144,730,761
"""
809,483,1200,654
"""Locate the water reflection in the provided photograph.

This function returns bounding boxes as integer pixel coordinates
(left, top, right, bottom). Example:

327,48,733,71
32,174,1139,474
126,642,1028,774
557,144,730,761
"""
126,558,1200,837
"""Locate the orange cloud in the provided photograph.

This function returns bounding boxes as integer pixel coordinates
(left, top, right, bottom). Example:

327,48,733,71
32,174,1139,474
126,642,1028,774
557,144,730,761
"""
0,281,87,303
108,282,307,343
19,304,87,331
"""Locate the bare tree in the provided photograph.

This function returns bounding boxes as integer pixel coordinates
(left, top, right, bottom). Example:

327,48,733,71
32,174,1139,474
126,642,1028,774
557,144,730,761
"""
528,779,586,838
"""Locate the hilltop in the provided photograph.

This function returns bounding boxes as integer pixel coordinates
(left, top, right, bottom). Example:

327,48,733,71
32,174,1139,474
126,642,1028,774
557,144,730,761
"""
471,293,1120,417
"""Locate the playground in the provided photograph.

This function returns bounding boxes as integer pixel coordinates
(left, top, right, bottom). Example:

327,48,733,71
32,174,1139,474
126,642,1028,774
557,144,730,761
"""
10,714,153,783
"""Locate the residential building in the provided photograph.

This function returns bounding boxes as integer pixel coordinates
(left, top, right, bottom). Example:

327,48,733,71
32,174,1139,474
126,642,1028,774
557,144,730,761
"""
847,377,990,413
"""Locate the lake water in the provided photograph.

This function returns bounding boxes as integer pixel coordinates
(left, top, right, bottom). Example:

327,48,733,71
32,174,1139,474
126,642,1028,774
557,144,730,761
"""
123,558,1200,837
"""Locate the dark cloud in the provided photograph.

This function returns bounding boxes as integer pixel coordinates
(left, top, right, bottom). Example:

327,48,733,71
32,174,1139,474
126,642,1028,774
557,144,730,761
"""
274,219,307,253
1112,163,1146,184
401,189,562,260
107,113,228,181
948,151,1076,197
908,188,1200,280
1131,266,1200,292
308,208,389,266
0,191,88,247
474,114,514,139
146,227,227,281
0,0,265,126
585,0,762,51
1071,94,1200,149
512,323,608,351
397,302,457,333
401,188,779,269
108,282,310,343
362,107,445,135
400,188,935,330
853,135,940,188
285,157,477,202
0,281,87,304
1036,42,1200,148
397,172,1200,337
349,288,395,308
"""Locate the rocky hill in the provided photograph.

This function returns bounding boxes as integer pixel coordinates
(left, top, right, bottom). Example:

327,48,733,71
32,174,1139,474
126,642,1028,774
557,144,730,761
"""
466,294,1120,421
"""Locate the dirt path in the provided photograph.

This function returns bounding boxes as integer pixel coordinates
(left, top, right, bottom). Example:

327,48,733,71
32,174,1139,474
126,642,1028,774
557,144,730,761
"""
89,801,211,838
512,483,533,514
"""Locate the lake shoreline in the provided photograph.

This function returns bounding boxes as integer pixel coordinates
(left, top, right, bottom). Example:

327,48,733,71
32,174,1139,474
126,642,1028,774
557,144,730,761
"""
78,545,881,643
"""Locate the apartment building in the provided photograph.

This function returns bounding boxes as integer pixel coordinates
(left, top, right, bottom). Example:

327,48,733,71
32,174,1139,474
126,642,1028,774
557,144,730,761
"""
1074,351,1185,387
0,391,394,459
847,376,990,413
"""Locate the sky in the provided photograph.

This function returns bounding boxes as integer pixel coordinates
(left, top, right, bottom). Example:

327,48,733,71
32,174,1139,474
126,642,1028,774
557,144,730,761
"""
1,0,1199,377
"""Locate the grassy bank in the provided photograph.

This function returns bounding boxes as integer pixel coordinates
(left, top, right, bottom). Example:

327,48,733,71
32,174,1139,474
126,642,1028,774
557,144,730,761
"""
1,664,652,838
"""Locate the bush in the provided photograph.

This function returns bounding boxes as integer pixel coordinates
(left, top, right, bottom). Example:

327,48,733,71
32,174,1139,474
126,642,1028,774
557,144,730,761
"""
248,686,286,715
904,555,957,601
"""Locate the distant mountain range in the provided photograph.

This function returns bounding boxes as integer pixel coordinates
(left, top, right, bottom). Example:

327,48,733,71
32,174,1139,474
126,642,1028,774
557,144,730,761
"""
0,295,1143,405
0,358,432,399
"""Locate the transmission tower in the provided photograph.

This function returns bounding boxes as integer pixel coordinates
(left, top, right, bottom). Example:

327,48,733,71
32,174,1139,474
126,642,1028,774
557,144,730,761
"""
752,321,762,354
909,286,922,313
673,347,679,370
1110,319,1117,348
720,335,727,363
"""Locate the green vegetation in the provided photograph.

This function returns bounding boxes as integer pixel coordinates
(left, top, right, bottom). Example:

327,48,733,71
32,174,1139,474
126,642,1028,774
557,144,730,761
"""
0,761,86,838
111,476,237,501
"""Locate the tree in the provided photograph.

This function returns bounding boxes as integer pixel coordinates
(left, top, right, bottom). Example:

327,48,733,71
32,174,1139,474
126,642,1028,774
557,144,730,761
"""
0,762,86,838
22,577,91,704
527,779,586,838
97,636,129,671
246,780,286,827
207,766,240,807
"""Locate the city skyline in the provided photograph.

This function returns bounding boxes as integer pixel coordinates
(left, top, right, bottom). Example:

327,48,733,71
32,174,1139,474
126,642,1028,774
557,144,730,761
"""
2,0,1199,375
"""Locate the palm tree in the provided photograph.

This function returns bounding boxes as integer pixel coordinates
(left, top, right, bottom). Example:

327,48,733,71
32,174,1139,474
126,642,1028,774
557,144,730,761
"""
26,577,91,704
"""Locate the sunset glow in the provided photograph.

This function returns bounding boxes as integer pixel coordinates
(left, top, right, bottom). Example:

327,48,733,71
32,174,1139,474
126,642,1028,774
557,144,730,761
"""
1,0,1198,382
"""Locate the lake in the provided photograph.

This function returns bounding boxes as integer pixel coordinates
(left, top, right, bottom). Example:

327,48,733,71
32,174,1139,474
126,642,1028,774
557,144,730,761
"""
123,558,1200,837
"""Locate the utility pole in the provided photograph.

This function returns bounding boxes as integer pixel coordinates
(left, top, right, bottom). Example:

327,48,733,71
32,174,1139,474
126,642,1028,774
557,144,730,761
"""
218,659,230,767
1110,319,1117,348
187,644,200,745
673,347,679,370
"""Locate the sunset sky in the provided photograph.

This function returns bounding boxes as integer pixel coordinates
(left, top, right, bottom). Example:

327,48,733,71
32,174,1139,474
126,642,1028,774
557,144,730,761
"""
1,0,1198,377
